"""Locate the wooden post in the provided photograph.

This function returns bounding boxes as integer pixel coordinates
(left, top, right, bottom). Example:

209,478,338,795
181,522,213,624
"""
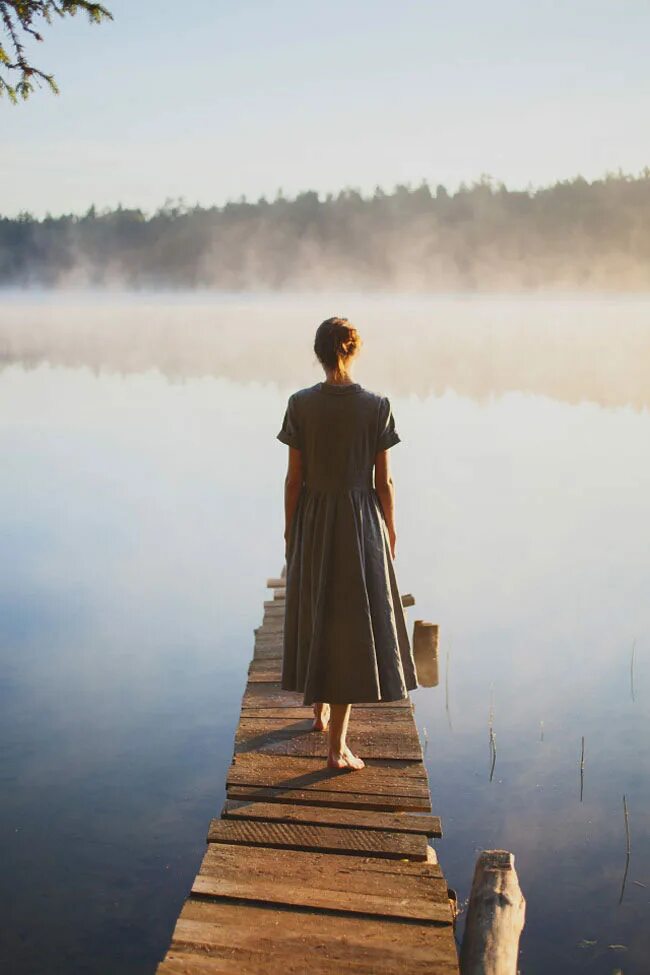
459,850,525,975
413,620,439,687
401,592,415,607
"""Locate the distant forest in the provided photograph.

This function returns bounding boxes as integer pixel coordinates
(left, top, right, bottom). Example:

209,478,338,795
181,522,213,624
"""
3,171,650,290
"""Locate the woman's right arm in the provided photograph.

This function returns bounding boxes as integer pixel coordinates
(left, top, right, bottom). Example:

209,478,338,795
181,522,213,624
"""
283,445,304,559
374,449,397,559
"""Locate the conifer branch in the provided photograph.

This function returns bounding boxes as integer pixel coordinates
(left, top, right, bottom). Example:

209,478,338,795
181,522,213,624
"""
0,0,112,102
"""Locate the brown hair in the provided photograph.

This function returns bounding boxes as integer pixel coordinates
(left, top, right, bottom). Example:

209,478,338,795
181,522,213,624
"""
314,317,362,372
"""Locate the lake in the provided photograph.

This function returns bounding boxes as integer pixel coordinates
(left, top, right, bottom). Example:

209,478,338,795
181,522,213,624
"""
1,292,648,974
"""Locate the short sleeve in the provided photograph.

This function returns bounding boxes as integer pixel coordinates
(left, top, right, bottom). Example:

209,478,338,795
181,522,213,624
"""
376,396,401,451
276,394,302,449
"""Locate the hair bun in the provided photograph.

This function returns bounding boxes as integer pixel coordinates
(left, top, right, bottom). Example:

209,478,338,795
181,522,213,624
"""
314,317,362,371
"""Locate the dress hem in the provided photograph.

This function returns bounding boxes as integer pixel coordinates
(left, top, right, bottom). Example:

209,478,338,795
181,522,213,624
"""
281,680,417,706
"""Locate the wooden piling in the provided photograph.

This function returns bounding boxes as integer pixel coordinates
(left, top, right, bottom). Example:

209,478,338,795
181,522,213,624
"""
459,850,525,975
414,620,440,687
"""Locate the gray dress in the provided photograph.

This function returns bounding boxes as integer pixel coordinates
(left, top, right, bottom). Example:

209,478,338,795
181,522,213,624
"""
276,380,418,705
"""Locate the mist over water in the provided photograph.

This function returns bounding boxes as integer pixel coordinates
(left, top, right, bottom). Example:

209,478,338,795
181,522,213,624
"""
2,290,650,409
1,291,648,974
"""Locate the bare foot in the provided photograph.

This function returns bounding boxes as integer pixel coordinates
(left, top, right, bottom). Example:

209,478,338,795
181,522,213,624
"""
327,745,365,770
312,702,330,732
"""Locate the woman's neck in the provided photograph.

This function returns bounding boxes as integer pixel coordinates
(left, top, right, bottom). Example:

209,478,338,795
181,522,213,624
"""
324,370,355,385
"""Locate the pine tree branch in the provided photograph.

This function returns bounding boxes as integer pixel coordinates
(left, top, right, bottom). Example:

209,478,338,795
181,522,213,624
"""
0,0,112,101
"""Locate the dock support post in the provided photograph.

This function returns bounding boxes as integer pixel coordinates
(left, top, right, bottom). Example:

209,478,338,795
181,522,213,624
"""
413,620,439,687
459,850,525,975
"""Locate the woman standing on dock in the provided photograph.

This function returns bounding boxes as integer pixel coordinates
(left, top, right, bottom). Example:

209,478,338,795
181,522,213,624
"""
277,317,417,770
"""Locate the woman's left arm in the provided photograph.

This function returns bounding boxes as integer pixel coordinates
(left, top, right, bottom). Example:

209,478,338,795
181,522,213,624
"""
284,446,304,558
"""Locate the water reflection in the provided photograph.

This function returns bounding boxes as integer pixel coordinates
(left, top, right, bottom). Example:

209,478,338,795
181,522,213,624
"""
0,295,648,974
2,291,650,409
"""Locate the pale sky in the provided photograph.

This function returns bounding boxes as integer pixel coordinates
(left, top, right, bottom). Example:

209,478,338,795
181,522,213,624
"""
2,0,649,217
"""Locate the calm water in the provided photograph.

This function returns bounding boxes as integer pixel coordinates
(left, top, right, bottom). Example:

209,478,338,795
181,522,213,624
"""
1,293,649,974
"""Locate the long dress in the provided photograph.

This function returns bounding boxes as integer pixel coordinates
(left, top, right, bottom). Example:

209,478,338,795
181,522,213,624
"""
276,380,418,705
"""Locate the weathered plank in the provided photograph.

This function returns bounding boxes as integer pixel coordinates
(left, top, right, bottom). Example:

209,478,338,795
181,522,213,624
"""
222,799,442,837
166,900,460,975
253,638,282,647
226,783,432,813
247,670,283,683
207,817,428,860
228,753,430,798
191,842,451,922
234,718,423,760
248,663,283,679
252,647,282,659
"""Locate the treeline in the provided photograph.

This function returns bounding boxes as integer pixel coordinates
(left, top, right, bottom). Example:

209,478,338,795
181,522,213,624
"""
3,171,650,290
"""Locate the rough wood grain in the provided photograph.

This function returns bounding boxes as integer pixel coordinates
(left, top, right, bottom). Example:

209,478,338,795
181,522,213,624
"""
222,799,442,837
207,817,428,860
228,753,430,798
169,900,460,975
192,842,451,922
252,654,282,664
226,783,433,813
235,718,423,760
246,671,283,684
248,660,284,674
459,850,525,975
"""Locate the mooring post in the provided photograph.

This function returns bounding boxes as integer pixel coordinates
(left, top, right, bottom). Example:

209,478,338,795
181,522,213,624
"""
459,850,525,975
413,620,439,687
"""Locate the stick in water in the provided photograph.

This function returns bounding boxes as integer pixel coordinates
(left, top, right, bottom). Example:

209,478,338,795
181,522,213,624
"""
619,794,631,904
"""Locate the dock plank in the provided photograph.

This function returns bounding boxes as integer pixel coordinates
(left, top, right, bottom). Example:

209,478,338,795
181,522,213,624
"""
207,817,428,860
226,784,432,812
228,753,430,798
222,799,442,836
191,842,451,922
166,900,459,975
235,718,423,760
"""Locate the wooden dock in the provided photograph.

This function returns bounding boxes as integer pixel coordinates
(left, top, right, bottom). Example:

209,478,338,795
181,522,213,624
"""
156,572,460,975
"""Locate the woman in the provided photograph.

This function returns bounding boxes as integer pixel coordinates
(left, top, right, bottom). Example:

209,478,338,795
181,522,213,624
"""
276,317,417,770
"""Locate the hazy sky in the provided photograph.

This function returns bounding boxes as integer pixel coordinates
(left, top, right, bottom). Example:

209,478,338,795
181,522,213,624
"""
2,0,649,217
